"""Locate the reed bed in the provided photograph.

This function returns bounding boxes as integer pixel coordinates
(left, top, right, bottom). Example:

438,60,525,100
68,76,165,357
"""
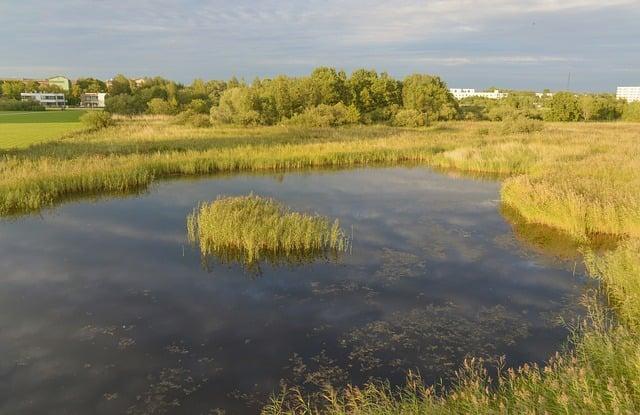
187,194,348,266
2,119,640,413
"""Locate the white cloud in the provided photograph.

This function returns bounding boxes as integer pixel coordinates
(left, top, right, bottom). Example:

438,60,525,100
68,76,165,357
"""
0,0,638,89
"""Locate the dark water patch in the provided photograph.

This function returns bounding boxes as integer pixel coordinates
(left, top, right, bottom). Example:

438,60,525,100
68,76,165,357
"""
0,167,593,414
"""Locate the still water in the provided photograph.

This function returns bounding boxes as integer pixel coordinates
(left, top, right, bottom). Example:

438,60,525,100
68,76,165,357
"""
0,167,590,414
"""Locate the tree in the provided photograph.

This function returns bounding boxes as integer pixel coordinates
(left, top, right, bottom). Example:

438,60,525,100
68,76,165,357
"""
1,81,26,99
205,80,228,106
109,74,132,96
105,94,145,115
545,92,582,121
401,74,459,121
258,76,306,121
580,94,623,121
210,87,263,125
307,67,350,106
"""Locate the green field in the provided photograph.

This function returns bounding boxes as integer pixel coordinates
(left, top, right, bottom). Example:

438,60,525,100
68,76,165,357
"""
0,110,87,149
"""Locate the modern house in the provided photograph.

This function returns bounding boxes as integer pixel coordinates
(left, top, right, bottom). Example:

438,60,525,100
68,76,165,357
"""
47,76,71,91
80,92,107,108
449,88,508,100
616,86,640,102
20,92,67,108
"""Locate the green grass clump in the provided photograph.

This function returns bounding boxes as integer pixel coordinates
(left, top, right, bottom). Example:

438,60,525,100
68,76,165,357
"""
187,194,348,266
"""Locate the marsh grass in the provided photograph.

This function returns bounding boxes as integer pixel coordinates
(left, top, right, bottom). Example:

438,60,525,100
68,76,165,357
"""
187,194,349,267
2,118,640,413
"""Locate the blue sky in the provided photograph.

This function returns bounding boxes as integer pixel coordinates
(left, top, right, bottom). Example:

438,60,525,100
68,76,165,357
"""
1,0,638,91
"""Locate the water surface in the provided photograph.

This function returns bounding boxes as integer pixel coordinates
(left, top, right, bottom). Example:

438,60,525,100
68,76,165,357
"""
0,167,590,414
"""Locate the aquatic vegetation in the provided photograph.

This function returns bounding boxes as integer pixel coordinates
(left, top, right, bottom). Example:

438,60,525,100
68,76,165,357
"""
339,304,529,378
264,305,640,414
187,194,349,266
374,248,428,283
2,119,640,413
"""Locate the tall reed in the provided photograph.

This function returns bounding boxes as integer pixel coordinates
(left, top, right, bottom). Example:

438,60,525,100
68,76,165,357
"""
187,194,349,266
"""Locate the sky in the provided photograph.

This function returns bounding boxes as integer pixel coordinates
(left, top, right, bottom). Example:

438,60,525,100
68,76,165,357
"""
0,0,638,91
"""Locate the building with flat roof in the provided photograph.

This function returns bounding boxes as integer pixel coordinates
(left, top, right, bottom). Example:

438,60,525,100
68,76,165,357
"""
616,86,640,102
80,92,107,108
449,88,507,100
21,92,67,108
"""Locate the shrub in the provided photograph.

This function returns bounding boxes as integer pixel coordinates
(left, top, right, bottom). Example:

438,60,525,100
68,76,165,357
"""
545,92,583,121
0,98,45,111
105,94,145,115
286,103,360,127
401,74,459,121
173,109,211,127
210,87,267,126
622,102,640,122
393,109,427,127
79,111,115,130
187,98,210,114
580,94,624,121
500,116,544,134
146,97,178,115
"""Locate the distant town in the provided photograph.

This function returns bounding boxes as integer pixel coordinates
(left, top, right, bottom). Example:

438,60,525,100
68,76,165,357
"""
1,75,639,110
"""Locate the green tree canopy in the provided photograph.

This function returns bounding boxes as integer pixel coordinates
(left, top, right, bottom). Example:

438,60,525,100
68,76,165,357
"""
401,74,459,121
109,74,132,96
545,92,583,121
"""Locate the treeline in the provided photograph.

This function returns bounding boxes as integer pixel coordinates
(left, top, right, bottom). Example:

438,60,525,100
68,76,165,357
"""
0,77,107,107
3,69,639,123
460,91,640,122
103,68,459,127
0,79,65,98
104,69,640,125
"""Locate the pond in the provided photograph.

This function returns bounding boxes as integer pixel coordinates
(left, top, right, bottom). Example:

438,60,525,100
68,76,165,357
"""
0,167,591,414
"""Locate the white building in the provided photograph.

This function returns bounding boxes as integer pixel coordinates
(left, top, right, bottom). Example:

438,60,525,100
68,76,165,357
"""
449,88,507,100
616,86,640,102
20,92,66,108
80,92,107,108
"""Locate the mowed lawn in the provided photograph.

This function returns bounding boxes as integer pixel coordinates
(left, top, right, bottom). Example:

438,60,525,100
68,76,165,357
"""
0,110,87,149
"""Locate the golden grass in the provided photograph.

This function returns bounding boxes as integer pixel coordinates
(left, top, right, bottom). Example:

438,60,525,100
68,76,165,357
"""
187,194,348,266
2,118,640,413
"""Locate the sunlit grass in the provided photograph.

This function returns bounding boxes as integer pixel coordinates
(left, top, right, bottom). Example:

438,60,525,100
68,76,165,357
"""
187,194,349,266
0,110,87,149
585,239,640,331
2,118,640,413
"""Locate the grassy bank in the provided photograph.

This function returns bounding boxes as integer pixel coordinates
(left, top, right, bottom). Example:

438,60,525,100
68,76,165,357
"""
0,109,87,149
187,194,348,266
1,121,639,239
1,118,639,413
